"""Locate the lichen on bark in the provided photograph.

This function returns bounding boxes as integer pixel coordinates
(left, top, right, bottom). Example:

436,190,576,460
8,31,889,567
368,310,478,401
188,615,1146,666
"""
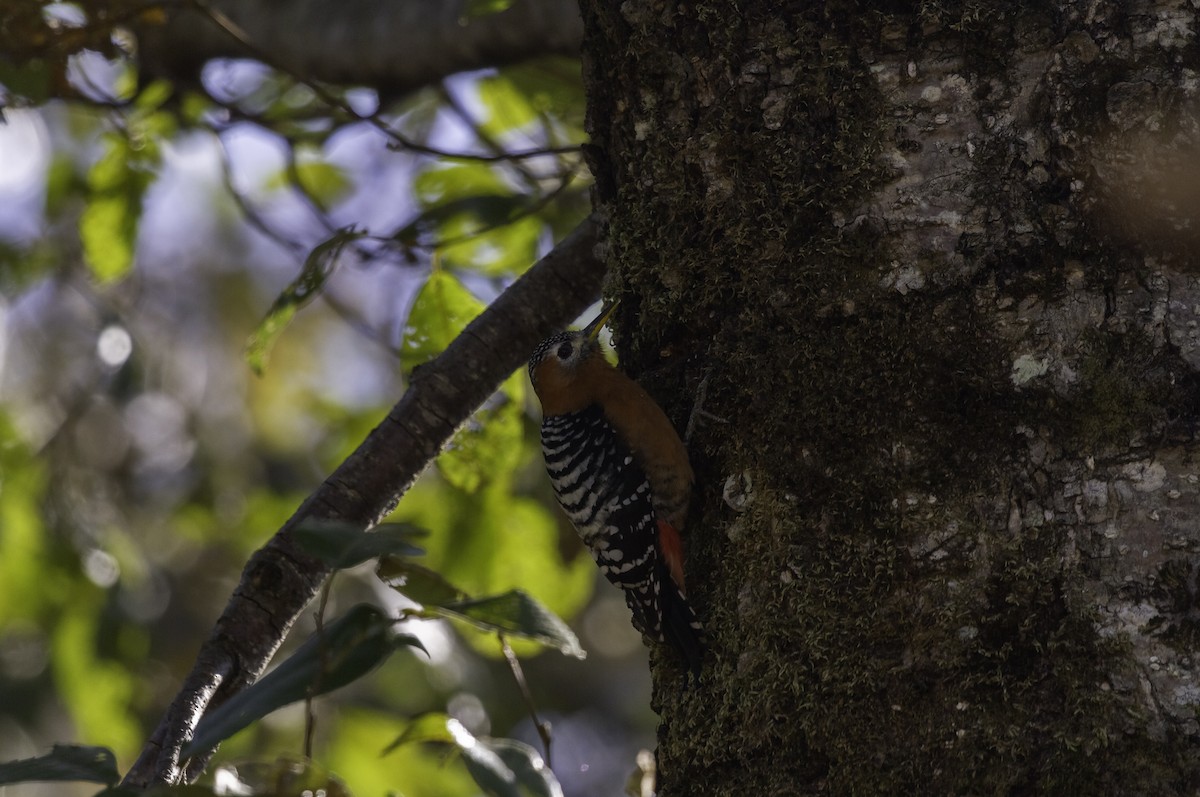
580,0,1200,793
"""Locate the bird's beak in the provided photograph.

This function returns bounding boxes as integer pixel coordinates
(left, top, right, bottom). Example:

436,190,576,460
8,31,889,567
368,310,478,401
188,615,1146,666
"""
584,300,620,342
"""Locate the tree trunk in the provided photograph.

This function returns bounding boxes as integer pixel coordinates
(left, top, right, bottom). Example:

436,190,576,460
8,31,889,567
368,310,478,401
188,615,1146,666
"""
579,1,1200,793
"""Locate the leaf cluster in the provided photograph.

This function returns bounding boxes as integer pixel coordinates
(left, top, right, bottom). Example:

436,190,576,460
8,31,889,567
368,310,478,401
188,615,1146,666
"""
0,517,580,796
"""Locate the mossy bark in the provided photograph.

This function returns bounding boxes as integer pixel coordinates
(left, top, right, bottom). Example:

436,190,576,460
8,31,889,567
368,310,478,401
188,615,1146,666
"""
579,1,1200,793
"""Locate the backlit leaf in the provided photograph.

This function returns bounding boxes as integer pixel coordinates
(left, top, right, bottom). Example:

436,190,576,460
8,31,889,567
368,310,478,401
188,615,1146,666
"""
431,590,584,659
485,738,562,797
292,520,425,569
414,163,507,204
134,79,173,113
80,192,136,281
53,594,141,755
376,558,466,606
393,194,531,244
381,712,456,755
407,162,544,275
463,0,515,18
264,160,352,207
400,270,525,488
503,59,586,135
478,75,537,139
381,716,561,797
400,268,484,374
388,482,595,658
80,133,154,282
438,213,541,276
246,226,362,374
329,708,478,797
451,721,563,797
0,413,48,625
438,373,526,492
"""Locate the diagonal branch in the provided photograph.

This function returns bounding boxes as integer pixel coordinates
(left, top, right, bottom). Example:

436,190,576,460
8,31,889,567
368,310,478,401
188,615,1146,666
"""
120,214,607,788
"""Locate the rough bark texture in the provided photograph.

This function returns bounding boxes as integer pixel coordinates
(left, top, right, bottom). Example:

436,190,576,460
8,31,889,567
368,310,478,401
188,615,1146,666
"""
579,0,1200,793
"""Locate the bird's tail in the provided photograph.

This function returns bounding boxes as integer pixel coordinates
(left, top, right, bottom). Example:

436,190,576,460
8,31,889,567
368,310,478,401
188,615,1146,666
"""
658,563,705,678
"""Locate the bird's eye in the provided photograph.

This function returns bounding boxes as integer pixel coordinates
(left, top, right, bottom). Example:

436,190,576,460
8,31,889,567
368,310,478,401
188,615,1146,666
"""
556,341,573,360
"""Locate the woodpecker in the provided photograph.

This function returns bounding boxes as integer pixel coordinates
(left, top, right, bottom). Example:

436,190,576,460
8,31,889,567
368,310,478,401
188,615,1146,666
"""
528,302,703,675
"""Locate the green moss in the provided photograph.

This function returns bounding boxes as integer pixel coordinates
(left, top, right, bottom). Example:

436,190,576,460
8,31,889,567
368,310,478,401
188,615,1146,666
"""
1060,329,1173,455
581,0,1199,793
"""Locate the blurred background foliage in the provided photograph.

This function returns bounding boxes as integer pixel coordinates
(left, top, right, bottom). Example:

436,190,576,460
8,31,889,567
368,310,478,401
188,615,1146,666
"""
0,3,657,795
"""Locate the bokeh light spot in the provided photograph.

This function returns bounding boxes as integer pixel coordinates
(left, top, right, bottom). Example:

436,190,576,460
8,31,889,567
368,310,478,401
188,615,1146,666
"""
97,324,133,367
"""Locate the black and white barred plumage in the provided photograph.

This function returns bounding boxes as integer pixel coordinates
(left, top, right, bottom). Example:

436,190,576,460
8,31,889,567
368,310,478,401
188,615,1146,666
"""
540,405,703,672
542,405,663,632
529,315,704,675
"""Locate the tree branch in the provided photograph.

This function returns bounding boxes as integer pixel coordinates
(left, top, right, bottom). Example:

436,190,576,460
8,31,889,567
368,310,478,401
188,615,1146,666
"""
120,214,607,788
137,0,583,95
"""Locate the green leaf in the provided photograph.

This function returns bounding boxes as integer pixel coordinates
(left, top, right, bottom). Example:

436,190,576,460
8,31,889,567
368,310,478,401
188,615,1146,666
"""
329,708,479,797
485,738,562,797
0,412,48,625
387,483,596,658
0,59,53,105
292,520,425,569
245,227,361,374
184,605,424,757
0,744,118,786
407,163,544,275
393,194,532,243
44,155,81,218
381,716,560,797
451,721,563,797
436,373,526,493
400,268,484,374
134,79,174,113
180,91,213,126
400,270,524,489
503,59,586,135
52,595,142,755
377,558,466,606
80,192,136,281
381,712,457,755
414,163,507,204
432,590,584,659
463,0,515,18
478,75,537,139
438,213,542,276
265,160,352,207
376,555,584,658
80,133,155,282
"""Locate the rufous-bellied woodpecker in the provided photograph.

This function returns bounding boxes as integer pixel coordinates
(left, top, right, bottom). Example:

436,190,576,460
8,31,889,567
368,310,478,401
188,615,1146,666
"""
528,302,703,675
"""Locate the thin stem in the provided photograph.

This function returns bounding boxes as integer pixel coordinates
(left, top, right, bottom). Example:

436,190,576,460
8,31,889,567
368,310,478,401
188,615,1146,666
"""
499,636,552,767
304,573,336,759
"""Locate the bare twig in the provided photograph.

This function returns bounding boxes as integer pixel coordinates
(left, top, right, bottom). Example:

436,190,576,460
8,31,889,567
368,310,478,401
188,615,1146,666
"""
500,636,553,767
303,575,336,759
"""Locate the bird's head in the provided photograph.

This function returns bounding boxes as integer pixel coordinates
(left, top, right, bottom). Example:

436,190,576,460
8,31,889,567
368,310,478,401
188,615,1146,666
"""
528,302,618,413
